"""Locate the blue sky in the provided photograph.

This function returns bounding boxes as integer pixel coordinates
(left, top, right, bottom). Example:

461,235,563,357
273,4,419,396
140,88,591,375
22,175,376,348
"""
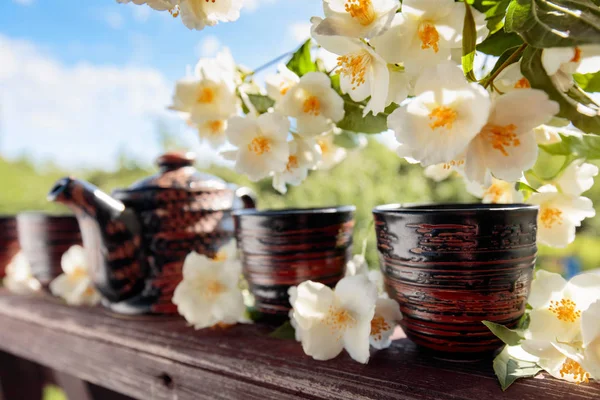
0,0,323,170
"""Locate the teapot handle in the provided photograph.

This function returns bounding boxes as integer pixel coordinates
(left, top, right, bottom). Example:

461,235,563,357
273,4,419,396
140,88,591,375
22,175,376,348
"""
234,186,257,209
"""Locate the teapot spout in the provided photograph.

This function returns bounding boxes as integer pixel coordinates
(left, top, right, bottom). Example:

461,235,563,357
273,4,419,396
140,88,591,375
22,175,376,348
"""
48,177,148,302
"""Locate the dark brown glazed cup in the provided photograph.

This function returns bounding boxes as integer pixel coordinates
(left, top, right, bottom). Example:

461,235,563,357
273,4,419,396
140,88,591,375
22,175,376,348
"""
373,204,538,359
0,216,20,278
234,206,355,318
16,212,82,288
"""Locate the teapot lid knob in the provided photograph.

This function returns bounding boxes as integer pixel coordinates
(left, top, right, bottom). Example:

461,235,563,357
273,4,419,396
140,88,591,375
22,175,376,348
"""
157,152,196,169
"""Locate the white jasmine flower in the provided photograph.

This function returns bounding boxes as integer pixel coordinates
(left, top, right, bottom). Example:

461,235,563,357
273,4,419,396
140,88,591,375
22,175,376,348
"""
313,0,400,39
370,297,402,349
226,112,291,181
179,0,243,31
288,275,378,363
464,89,559,184
386,67,413,106
197,119,228,148
2,252,40,295
49,245,101,306
555,161,599,197
272,137,322,194
265,65,300,103
173,251,247,329
215,239,238,261
116,0,177,12
370,0,487,74
467,178,524,204
277,72,345,136
316,132,347,170
542,45,600,92
387,62,491,166
195,48,238,87
169,62,238,125
311,17,390,115
493,62,531,94
519,270,600,383
528,185,596,248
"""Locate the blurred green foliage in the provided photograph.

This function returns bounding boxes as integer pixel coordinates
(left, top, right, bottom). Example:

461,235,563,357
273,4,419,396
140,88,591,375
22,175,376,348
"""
1,139,599,272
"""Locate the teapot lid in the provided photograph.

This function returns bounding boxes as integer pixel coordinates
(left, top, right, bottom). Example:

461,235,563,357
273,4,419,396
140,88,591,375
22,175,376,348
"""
116,152,229,195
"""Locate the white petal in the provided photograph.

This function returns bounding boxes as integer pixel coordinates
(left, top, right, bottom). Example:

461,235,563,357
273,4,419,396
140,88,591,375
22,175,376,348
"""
342,318,372,363
528,270,567,309
61,245,88,275
290,281,335,328
301,321,345,360
582,300,600,347
335,275,378,317
542,47,577,76
566,273,600,312
556,161,599,196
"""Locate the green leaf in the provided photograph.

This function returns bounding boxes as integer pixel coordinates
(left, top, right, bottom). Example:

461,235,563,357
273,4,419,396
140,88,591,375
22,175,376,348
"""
540,133,600,159
505,0,600,47
477,30,524,56
493,346,543,391
462,2,477,81
482,320,524,346
333,131,364,149
574,72,600,93
286,39,317,77
247,94,275,114
469,0,512,32
521,47,600,134
268,321,296,340
516,182,538,194
336,102,398,134
489,46,521,77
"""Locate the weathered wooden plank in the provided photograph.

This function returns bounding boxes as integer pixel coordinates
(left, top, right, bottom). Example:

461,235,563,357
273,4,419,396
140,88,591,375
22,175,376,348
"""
0,291,598,400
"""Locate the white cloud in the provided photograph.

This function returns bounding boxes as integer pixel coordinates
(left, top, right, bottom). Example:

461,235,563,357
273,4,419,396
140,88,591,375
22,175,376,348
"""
196,35,221,58
0,35,177,169
289,21,312,43
243,0,278,13
103,11,125,30
12,0,34,5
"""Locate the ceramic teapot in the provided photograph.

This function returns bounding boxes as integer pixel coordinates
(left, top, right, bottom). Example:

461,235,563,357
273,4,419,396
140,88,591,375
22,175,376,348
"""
47,152,256,314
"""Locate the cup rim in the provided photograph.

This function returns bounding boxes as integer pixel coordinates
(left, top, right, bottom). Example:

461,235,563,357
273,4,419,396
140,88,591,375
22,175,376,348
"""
233,205,355,217
373,203,539,214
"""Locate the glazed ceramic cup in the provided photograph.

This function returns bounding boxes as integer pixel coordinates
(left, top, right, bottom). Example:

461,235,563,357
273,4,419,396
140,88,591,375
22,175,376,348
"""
373,204,538,359
234,206,355,317
17,212,82,288
0,216,20,277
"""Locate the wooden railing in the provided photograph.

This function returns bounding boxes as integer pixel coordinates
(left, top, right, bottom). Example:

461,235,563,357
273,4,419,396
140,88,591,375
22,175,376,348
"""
0,290,599,400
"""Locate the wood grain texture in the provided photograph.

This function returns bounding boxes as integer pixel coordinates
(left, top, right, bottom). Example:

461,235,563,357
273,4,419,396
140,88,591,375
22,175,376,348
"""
0,290,599,400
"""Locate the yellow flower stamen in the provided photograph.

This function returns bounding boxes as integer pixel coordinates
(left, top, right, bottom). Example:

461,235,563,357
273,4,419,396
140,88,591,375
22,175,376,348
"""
370,315,390,341
197,87,215,104
418,22,440,53
286,155,299,172
540,207,563,229
345,0,376,26
169,5,180,17
549,298,581,323
337,52,371,90
280,82,291,96
317,139,329,154
560,359,590,384
571,47,582,63
428,106,457,130
213,251,227,262
325,306,356,339
248,136,271,155
514,77,531,89
202,280,226,301
483,123,520,156
207,120,225,135
443,160,465,170
68,267,88,283
303,96,321,116
483,182,509,203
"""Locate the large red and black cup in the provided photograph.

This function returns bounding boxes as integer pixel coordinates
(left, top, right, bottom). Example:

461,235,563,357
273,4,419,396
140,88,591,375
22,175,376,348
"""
234,206,355,318
0,216,20,277
373,204,538,359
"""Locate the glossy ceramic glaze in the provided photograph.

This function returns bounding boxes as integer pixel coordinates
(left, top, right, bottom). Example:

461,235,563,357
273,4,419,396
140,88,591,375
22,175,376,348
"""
0,216,20,278
16,213,82,287
47,152,256,314
234,206,355,318
373,204,538,359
